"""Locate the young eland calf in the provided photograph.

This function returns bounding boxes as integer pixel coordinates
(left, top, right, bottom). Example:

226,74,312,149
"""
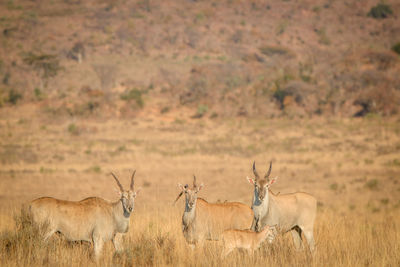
221,225,276,257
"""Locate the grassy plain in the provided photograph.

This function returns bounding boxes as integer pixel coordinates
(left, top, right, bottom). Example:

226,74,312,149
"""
0,113,399,266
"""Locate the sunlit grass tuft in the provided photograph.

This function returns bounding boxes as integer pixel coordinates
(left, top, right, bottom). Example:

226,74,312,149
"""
0,207,399,266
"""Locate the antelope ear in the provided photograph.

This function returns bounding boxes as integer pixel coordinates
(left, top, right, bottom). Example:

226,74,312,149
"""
197,183,204,192
269,177,278,186
114,188,122,197
135,187,142,196
178,183,186,192
247,176,255,185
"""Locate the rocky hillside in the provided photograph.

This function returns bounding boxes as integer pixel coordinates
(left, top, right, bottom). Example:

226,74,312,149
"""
0,0,399,119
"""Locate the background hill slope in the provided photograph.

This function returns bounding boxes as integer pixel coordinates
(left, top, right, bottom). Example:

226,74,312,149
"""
0,0,399,119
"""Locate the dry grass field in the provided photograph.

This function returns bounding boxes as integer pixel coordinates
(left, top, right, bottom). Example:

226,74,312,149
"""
1,0,400,265
0,111,399,266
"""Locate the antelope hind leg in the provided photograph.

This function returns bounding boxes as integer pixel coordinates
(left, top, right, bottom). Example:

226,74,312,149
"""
291,227,304,251
303,230,315,253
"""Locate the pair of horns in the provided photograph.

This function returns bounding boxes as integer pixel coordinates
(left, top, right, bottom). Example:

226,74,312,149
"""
110,170,136,191
253,161,272,181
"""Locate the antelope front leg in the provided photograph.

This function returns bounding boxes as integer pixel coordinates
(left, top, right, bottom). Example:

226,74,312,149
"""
221,247,233,258
43,229,56,242
112,234,123,253
250,217,257,231
245,248,255,256
92,232,104,261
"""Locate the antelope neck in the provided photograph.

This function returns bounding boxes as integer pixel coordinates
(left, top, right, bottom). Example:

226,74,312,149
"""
252,188,270,222
253,187,269,207
182,198,196,228
184,198,196,213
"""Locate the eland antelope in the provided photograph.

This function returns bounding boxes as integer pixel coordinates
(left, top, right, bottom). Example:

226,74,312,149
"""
247,161,317,252
174,175,253,247
29,170,140,259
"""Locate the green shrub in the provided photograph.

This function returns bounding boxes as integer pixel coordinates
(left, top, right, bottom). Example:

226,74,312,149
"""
67,123,79,135
117,145,126,152
273,83,289,109
191,104,209,119
385,159,400,167
7,89,22,105
330,183,338,191
368,3,393,19
365,179,379,190
23,52,61,78
209,112,218,119
312,6,321,13
7,0,22,10
195,12,205,23
34,88,43,100
39,167,54,173
87,101,99,113
364,159,374,165
259,45,292,56
2,73,10,85
174,118,185,125
197,104,208,116
275,20,288,35
120,88,144,108
392,43,400,55
315,27,331,45
380,198,389,205
160,106,170,114
273,89,286,107
90,165,101,173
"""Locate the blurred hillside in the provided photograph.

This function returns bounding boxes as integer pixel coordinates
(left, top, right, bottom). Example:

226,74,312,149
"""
0,0,400,119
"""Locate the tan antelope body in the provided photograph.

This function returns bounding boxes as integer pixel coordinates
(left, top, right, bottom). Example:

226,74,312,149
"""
248,162,317,252
30,171,140,259
175,176,253,247
221,226,275,257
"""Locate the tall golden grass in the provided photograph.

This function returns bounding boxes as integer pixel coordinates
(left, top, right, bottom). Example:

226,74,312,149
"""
0,116,399,266
0,205,399,266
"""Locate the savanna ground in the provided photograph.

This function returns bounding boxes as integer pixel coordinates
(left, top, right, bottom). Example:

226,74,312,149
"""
1,0,400,266
0,110,399,266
